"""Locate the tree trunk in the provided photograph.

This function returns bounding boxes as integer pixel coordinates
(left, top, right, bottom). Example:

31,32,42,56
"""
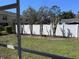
21,24,24,34
40,24,43,36
30,24,33,35
51,23,57,37
53,26,57,36
53,17,59,36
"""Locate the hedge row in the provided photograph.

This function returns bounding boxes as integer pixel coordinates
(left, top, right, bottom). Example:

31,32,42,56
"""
0,26,13,34
5,26,13,34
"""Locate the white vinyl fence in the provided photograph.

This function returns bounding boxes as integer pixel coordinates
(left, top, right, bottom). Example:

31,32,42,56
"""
16,24,79,37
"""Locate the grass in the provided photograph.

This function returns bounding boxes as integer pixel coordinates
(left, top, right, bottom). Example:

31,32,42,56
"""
0,34,79,59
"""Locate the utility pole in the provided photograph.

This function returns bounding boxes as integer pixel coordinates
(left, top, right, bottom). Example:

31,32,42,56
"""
16,0,22,59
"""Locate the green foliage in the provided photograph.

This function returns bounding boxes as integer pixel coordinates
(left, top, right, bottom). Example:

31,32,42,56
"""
0,26,5,35
0,26,4,31
37,6,50,24
61,11,76,19
22,7,37,24
50,5,61,16
5,26,13,34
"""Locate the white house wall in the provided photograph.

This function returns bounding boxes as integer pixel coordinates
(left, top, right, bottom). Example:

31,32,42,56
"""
16,24,79,37
43,25,51,35
22,25,30,34
77,25,79,37
56,24,78,37
33,25,40,35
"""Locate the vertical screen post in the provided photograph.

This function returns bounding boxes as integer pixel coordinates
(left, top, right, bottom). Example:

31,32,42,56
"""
16,0,22,59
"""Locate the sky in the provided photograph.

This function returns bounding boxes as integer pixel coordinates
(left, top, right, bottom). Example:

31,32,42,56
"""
0,0,79,14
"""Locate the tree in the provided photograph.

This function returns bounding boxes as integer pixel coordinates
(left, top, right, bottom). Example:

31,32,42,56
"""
22,7,37,35
50,5,61,36
61,11,75,19
76,11,79,18
0,26,2,35
37,6,49,35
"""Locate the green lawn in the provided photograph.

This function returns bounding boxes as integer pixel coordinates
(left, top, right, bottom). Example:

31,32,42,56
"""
0,34,79,59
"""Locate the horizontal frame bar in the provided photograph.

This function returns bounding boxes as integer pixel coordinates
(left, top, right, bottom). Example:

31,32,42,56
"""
0,3,18,10
21,48,73,59
0,43,73,59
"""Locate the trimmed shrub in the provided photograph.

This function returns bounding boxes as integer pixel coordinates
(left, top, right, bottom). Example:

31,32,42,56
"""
5,26,13,34
0,27,4,31
0,26,5,35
